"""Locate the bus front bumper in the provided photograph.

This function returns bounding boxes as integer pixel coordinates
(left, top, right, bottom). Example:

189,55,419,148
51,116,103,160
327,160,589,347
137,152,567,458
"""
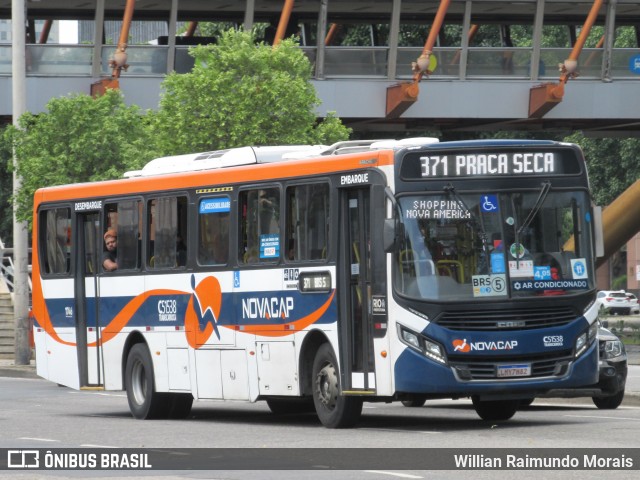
394,340,598,398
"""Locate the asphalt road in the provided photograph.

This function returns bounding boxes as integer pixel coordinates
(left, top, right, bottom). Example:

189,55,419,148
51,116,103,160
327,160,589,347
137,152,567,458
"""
1,376,640,479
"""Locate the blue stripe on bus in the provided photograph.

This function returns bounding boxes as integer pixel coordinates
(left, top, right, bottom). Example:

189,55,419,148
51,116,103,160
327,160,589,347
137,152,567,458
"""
42,290,337,329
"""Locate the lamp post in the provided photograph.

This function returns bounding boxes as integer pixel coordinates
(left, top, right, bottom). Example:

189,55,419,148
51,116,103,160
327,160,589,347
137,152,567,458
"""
12,0,31,365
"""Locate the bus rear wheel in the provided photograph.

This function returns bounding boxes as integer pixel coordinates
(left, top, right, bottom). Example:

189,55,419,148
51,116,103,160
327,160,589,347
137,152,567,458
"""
312,343,362,428
472,396,518,421
125,343,168,420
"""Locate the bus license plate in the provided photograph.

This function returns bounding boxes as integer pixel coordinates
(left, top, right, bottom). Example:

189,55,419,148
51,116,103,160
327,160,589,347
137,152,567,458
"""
497,364,531,378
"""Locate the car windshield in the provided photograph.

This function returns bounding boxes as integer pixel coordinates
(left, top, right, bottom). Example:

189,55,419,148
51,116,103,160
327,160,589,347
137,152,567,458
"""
394,190,595,301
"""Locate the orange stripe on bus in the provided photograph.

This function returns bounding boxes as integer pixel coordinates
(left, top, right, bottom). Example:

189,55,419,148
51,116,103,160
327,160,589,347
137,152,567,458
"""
92,289,186,346
33,284,335,347
34,150,393,204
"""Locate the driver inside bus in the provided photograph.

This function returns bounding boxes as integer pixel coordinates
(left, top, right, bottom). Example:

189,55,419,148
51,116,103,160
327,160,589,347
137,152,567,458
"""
103,229,118,271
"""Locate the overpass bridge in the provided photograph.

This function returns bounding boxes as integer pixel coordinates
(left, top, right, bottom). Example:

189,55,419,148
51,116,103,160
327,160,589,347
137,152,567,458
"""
1,0,640,136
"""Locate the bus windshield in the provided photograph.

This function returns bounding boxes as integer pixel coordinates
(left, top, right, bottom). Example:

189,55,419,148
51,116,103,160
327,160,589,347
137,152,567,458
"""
395,189,594,301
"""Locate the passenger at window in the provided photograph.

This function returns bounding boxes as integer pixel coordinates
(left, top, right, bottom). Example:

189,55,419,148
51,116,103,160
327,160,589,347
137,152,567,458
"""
103,229,118,271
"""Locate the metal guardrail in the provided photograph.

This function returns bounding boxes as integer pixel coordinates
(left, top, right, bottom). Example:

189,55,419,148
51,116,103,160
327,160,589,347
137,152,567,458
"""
0,240,32,294
0,257,14,292
0,240,16,293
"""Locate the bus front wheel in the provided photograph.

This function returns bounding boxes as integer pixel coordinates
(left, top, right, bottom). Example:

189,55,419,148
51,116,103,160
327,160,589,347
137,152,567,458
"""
125,343,167,420
592,390,624,410
472,396,518,421
312,343,362,428
401,397,427,408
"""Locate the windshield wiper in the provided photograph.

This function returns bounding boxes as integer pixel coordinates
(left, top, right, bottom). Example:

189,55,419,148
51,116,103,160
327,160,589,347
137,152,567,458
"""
509,181,551,269
516,181,551,238
443,183,489,253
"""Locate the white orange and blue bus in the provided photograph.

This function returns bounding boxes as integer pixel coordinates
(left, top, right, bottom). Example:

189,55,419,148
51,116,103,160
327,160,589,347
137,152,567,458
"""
31,138,603,427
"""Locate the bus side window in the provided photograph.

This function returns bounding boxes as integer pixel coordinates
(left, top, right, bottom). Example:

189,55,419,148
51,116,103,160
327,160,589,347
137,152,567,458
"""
103,200,141,272
285,183,329,262
239,187,280,264
198,196,230,266
147,196,188,269
40,207,71,275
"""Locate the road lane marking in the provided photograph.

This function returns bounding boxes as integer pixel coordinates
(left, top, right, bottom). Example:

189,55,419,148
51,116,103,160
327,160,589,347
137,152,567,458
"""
67,390,126,398
18,437,59,442
564,414,640,421
365,471,423,479
360,428,442,434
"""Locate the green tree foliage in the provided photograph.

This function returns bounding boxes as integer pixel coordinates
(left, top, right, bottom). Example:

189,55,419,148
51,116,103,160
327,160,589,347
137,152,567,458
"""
614,26,637,48
151,29,350,155
192,21,239,39
564,132,640,206
8,89,154,225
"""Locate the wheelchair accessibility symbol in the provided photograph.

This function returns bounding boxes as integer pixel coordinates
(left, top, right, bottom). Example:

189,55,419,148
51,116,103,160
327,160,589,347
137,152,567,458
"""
480,194,499,212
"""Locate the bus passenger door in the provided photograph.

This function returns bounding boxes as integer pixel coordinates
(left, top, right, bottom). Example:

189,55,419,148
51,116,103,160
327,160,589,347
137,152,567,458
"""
74,212,103,387
339,188,376,393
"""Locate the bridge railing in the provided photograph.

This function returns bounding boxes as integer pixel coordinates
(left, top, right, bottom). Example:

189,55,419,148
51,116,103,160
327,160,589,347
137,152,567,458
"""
100,45,170,75
0,44,638,81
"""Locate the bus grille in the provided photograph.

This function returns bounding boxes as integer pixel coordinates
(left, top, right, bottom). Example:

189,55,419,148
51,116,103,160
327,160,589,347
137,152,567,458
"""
435,306,577,331
448,350,574,380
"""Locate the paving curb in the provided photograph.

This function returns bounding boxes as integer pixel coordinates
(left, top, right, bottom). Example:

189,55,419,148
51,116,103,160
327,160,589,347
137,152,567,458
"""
0,365,39,380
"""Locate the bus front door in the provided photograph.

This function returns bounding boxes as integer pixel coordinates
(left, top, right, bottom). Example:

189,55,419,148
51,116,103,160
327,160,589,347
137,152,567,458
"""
74,212,103,388
339,188,376,393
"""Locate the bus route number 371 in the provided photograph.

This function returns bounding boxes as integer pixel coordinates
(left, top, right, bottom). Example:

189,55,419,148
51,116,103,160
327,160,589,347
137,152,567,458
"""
299,272,331,293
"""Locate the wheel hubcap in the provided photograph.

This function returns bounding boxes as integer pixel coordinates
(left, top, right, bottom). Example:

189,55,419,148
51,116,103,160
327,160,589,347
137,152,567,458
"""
131,359,147,406
316,362,338,410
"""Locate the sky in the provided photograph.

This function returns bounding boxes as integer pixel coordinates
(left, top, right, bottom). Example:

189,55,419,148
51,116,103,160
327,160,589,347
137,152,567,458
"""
58,20,78,44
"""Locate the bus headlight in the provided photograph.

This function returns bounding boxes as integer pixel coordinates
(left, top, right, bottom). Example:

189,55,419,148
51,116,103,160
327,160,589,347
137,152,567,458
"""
397,325,447,364
575,322,598,358
401,329,420,349
424,339,445,363
575,333,587,356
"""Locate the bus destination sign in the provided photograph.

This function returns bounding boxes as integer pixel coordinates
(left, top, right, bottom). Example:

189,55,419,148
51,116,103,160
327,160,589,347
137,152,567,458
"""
401,150,581,179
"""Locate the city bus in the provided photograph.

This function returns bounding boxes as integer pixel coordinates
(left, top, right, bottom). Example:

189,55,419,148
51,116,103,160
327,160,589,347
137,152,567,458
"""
31,138,603,427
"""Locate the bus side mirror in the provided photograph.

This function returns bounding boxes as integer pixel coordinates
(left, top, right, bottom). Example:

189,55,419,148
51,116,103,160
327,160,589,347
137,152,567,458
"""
593,205,604,258
383,218,397,253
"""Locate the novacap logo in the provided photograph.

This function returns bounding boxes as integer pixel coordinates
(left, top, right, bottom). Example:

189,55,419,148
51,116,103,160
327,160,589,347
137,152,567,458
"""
452,339,471,352
185,274,223,347
452,338,518,352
